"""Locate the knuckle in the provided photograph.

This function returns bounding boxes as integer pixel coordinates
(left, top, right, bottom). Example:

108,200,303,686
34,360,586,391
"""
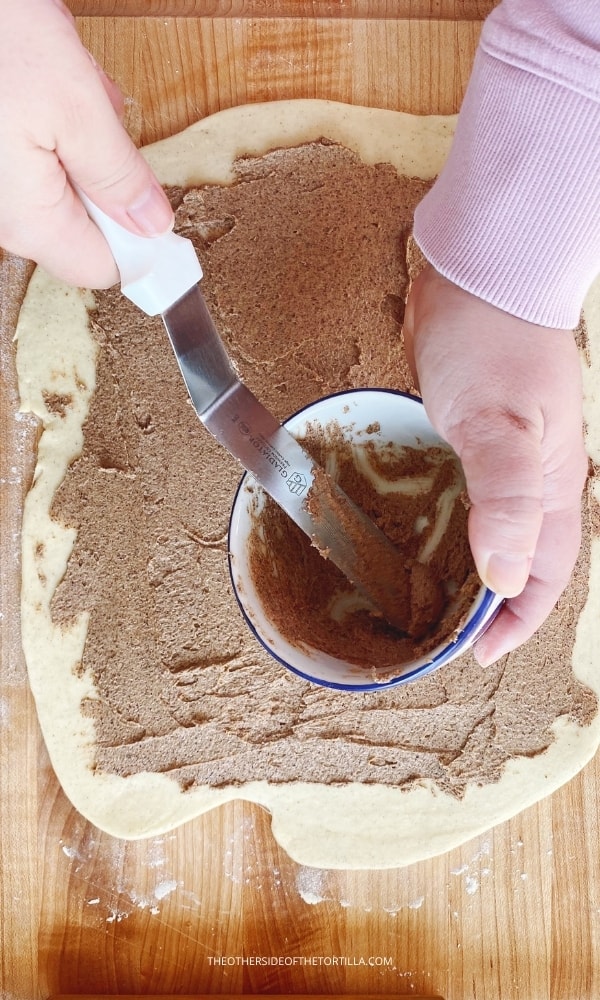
85,142,146,197
477,496,544,543
455,403,542,453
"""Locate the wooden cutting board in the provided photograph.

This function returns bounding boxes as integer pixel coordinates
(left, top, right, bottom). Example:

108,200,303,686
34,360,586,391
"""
2,3,600,998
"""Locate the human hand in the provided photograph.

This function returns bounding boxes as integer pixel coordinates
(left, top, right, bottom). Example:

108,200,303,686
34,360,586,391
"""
403,265,588,666
0,0,173,288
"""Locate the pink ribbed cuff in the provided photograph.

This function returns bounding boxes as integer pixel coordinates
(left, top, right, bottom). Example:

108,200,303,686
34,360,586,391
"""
413,49,600,328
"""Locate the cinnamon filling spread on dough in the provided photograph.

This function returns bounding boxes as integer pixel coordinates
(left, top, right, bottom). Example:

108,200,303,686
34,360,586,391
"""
50,141,596,793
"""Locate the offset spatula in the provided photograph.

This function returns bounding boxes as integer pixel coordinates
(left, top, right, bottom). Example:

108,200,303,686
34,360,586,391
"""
78,194,414,631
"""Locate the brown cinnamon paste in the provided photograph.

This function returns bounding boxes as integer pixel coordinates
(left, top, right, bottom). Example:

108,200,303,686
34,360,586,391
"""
247,423,479,666
49,140,597,795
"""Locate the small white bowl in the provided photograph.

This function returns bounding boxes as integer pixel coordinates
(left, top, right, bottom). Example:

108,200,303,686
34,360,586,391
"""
228,389,503,691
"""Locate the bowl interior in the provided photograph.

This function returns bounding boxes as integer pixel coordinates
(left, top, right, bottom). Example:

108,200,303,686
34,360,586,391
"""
228,389,498,691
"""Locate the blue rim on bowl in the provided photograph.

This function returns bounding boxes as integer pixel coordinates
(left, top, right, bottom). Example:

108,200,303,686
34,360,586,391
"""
227,388,503,691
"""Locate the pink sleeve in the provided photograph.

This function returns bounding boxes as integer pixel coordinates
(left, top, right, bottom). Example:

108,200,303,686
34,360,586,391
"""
412,0,600,328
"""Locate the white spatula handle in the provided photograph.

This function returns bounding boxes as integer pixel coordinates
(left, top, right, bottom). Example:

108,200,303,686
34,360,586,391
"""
77,189,202,316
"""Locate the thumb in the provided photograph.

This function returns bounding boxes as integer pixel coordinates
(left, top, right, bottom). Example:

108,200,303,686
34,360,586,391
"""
453,412,544,598
56,76,173,238
62,135,173,239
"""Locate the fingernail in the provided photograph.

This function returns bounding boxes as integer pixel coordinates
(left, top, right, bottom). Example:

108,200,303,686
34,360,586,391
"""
473,641,498,668
127,182,173,236
483,552,530,597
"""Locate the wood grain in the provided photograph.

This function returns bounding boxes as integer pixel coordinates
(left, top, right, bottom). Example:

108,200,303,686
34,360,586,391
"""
75,15,483,139
67,0,496,19
3,5,600,1000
